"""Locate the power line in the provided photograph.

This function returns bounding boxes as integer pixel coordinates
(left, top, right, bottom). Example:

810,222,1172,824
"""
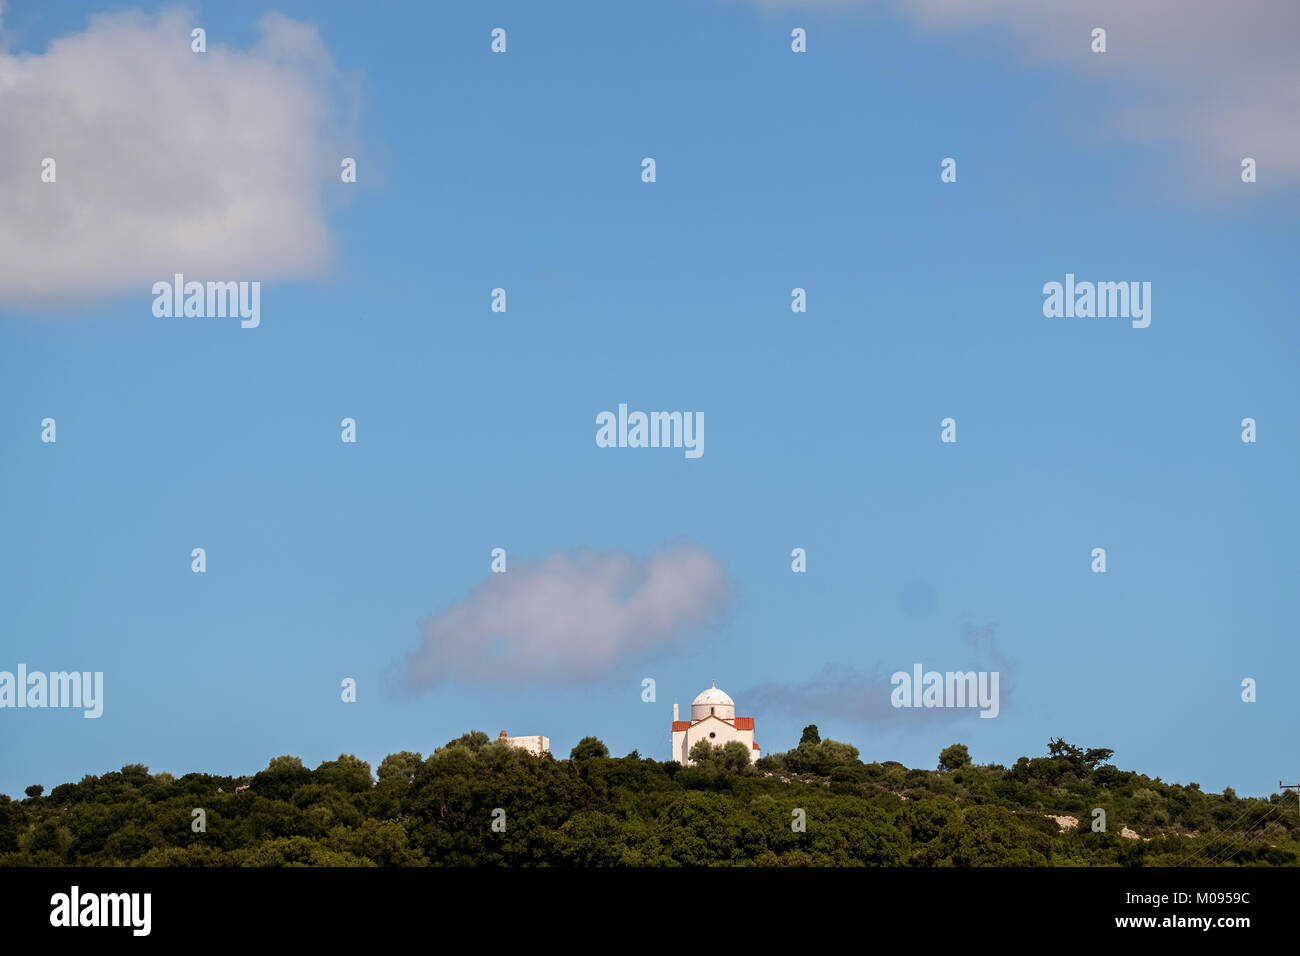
1182,811,1267,867
1182,803,1280,867
1280,781,1300,824
1177,799,1262,866
1201,805,1280,867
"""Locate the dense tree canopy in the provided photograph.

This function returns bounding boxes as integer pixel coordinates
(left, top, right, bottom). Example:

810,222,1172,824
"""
2,735,1294,866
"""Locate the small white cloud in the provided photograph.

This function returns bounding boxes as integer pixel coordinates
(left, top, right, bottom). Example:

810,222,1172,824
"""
401,543,734,690
0,8,348,306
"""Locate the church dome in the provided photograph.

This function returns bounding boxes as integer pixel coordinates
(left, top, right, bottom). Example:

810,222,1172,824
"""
690,682,735,721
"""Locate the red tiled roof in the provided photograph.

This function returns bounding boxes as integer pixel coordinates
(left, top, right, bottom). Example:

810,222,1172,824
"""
674,715,757,731
753,742,760,750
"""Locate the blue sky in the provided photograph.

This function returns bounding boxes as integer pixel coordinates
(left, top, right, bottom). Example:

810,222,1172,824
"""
1,0,1297,799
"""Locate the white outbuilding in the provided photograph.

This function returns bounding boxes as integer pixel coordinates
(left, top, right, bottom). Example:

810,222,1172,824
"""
498,730,550,756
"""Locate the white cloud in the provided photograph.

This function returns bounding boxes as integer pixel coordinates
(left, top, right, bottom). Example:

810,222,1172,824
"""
0,8,348,305
741,0,1300,190
401,544,734,690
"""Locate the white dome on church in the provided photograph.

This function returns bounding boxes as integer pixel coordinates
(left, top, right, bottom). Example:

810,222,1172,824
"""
692,685,733,707
691,682,735,720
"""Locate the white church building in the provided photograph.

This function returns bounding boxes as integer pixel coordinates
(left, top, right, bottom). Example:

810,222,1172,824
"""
671,681,760,765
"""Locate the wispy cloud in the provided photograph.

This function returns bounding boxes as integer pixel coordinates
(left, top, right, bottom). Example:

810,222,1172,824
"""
743,623,1013,725
737,0,1300,190
0,7,352,306
400,543,734,691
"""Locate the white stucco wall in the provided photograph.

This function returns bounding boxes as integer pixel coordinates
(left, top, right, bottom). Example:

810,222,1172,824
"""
504,735,550,756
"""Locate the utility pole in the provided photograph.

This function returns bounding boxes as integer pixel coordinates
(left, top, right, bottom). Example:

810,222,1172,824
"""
1280,781,1300,823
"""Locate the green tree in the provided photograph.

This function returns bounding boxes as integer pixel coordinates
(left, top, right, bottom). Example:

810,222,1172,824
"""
1041,740,1114,776
781,735,858,776
819,739,859,767
907,794,961,845
1083,747,1115,769
444,731,490,753
938,744,971,772
24,785,43,798
687,739,717,766
314,754,373,793
570,736,610,760
377,751,423,784
252,754,312,800
719,741,753,774
266,755,306,773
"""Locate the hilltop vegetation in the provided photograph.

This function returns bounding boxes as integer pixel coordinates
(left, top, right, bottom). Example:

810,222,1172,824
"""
2,731,1295,866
